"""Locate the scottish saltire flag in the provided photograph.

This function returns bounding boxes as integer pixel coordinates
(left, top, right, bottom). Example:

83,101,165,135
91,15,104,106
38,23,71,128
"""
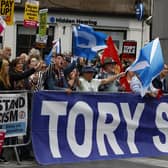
45,39,61,65
127,38,164,96
73,24,107,60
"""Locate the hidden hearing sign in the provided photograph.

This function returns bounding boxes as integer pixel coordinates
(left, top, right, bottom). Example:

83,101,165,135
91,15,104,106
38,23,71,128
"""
32,91,168,165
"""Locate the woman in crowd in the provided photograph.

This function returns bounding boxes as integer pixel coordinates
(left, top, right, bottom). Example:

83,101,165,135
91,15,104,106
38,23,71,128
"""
0,58,11,162
67,68,80,91
28,57,47,91
9,57,41,90
0,58,11,90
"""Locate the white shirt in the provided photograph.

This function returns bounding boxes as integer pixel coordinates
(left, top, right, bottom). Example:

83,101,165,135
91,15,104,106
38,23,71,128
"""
78,77,101,92
130,75,142,93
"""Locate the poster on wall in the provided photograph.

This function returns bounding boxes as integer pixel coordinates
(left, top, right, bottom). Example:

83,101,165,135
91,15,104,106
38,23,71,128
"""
0,0,15,25
24,0,39,28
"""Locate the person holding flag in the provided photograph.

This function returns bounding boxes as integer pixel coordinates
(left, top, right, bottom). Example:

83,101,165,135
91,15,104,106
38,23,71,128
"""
96,36,125,92
45,38,61,65
77,65,125,92
126,38,164,97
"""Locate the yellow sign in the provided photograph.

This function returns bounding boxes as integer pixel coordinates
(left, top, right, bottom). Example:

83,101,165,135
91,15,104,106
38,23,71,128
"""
24,0,39,27
0,0,15,25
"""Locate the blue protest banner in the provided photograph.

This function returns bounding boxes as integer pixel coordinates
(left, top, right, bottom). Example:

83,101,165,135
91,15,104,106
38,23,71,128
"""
31,91,168,165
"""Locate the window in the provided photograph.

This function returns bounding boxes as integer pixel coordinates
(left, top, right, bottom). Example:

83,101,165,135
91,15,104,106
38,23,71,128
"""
16,25,55,57
95,29,126,54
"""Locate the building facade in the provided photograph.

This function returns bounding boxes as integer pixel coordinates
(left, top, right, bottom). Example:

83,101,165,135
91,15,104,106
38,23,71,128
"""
1,0,151,59
152,0,168,63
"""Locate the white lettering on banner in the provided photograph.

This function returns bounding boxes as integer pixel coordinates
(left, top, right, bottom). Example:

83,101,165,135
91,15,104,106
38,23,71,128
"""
41,101,147,158
123,46,136,54
97,103,124,155
67,102,93,158
120,103,144,154
41,101,68,158
153,103,168,152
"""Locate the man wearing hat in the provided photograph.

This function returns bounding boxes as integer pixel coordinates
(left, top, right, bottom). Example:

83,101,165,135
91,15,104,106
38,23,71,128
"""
96,58,122,92
77,64,125,92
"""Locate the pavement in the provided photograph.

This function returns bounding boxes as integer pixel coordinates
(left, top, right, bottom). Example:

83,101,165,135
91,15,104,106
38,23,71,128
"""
1,157,168,168
1,146,168,168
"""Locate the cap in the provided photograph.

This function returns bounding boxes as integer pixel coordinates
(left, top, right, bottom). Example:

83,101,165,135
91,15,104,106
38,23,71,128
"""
81,65,96,73
64,56,71,63
102,58,116,67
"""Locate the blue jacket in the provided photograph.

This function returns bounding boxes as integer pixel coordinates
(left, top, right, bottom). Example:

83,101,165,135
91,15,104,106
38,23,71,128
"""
44,61,76,90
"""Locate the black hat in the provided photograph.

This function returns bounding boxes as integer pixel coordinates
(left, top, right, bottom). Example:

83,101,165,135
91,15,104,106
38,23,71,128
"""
81,65,96,73
64,56,71,63
102,58,116,67
0,58,2,69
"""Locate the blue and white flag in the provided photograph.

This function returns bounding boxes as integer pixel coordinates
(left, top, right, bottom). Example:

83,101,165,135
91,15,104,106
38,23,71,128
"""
127,38,164,96
45,39,61,65
72,24,107,60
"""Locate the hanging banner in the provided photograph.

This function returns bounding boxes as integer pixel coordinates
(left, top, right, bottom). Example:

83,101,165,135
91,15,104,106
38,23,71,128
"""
0,0,15,25
24,0,39,28
32,91,168,165
0,92,28,138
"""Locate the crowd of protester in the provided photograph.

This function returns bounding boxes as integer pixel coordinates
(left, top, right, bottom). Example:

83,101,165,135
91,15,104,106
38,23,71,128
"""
0,46,168,95
0,46,126,93
0,45,168,162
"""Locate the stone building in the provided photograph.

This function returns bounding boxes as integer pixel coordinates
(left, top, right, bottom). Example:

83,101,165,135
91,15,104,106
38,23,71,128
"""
1,0,151,59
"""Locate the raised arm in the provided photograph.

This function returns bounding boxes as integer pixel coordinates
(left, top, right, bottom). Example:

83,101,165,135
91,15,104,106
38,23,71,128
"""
101,72,125,85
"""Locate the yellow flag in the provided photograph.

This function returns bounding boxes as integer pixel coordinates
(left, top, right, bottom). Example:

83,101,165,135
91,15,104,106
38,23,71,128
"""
0,0,15,25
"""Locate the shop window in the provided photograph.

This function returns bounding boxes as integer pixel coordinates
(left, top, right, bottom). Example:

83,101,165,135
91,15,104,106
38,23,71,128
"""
16,25,54,57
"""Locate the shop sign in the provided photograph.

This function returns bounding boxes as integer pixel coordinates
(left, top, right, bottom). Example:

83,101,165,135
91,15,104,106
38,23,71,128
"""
49,16,97,26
